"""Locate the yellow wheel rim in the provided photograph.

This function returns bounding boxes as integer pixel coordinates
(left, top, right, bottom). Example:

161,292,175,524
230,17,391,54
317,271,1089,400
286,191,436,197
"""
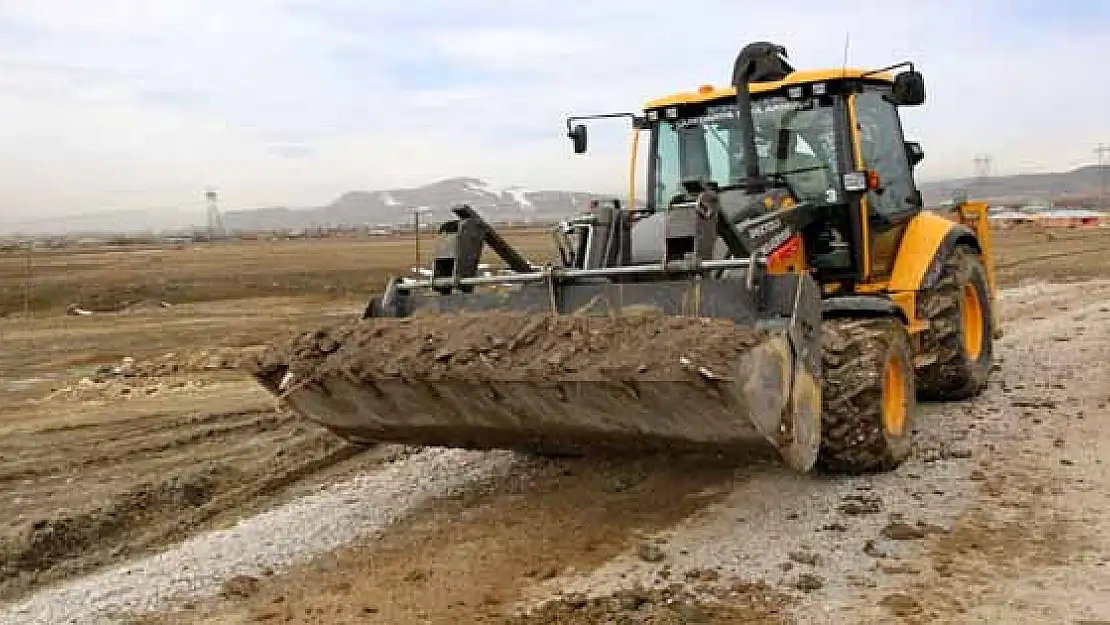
962,283,984,361
882,353,907,437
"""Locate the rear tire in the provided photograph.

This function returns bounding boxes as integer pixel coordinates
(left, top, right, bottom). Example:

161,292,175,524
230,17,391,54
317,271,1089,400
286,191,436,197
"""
916,245,993,400
817,317,916,474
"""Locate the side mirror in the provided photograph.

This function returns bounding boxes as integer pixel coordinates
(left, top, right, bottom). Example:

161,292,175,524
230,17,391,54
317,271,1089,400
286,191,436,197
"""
905,141,925,167
568,124,588,154
891,70,925,106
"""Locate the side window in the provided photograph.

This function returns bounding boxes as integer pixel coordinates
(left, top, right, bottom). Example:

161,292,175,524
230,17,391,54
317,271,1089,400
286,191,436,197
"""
654,123,682,208
854,91,916,220
704,123,732,184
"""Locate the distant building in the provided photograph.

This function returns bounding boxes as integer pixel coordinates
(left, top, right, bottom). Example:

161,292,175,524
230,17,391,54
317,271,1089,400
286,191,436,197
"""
1035,209,1105,229
989,208,1105,229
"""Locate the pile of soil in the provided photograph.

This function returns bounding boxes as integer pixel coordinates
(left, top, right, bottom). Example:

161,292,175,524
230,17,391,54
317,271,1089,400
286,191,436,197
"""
41,348,262,403
97,348,262,379
251,311,771,388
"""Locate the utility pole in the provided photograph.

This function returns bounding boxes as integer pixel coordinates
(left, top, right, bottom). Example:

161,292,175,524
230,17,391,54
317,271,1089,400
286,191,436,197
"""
409,207,431,269
973,154,992,199
1095,144,1110,213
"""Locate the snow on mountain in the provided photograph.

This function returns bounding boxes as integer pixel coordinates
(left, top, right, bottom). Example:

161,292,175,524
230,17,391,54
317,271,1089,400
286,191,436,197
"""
220,176,619,231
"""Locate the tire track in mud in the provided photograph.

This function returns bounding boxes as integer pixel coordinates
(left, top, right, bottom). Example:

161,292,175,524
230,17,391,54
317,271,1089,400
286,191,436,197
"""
0,410,288,485
0,403,381,604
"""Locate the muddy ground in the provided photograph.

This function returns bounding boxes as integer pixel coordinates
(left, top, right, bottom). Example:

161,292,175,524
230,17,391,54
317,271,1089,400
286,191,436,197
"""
0,225,1107,624
0,227,557,604
0,299,392,603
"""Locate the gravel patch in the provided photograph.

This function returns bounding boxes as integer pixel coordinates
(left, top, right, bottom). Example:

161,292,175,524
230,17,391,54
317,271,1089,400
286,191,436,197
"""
0,447,520,625
513,282,1110,620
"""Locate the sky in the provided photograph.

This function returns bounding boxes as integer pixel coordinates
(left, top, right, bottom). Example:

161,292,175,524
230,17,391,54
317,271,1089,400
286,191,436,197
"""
0,0,1108,221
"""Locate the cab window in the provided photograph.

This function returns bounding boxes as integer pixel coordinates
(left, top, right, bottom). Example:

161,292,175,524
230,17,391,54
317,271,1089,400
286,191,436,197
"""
854,90,917,220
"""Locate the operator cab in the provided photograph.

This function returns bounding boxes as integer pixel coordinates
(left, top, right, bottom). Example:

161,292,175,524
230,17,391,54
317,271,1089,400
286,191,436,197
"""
638,64,926,284
566,45,928,286
634,52,927,284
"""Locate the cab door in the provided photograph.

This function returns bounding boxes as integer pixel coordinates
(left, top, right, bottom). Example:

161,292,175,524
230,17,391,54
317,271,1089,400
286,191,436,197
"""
850,88,922,280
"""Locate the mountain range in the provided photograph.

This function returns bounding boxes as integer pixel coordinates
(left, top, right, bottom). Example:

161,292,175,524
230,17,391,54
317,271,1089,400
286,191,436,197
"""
219,177,609,232
918,165,1109,207
3,166,1107,236
218,166,1110,232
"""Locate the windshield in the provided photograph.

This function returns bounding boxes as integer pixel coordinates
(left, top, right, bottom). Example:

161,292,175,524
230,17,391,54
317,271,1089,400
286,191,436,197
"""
651,95,843,209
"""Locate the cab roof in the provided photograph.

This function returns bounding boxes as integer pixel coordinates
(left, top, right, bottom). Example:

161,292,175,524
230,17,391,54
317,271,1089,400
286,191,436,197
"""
643,68,895,110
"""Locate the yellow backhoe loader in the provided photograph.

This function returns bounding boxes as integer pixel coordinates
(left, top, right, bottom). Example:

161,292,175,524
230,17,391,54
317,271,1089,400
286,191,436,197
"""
251,42,999,474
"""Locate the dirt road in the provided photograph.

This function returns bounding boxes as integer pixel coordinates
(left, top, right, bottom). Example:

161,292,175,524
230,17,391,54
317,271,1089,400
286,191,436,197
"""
0,228,1107,624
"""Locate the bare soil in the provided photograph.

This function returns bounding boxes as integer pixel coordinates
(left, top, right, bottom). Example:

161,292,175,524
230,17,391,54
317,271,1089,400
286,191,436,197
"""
0,228,555,603
989,226,1110,286
0,224,1106,624
0,319,389,602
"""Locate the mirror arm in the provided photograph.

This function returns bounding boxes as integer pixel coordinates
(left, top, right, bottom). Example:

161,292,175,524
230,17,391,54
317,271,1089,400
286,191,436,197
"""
565,112,645,133
860,61,915,78
565,112,649,155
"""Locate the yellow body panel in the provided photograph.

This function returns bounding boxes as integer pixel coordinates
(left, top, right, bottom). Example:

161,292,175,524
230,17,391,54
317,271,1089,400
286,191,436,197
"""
953,202,998,297
644,68,894,110
877,210,981,335
945,201,1002,338
886,212,955,293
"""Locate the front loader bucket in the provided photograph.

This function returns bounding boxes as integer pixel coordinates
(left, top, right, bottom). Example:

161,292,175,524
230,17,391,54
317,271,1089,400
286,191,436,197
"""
250,271,825,472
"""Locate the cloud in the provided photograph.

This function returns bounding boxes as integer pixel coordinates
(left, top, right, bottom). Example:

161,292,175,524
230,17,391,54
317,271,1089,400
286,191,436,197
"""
0,0,1107,220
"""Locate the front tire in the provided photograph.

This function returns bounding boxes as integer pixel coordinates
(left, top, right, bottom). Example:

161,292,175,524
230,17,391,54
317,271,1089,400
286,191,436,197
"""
817,317,917,474
916,245,993,400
